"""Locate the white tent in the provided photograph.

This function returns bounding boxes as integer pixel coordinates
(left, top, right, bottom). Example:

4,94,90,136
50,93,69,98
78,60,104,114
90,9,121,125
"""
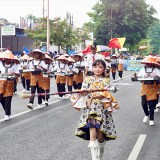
119,48,127,52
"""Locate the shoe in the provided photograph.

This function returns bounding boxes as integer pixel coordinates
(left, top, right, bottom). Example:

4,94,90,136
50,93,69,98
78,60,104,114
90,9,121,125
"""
156,102,160,108
4,115,10,121
42,100,45,105
27,103,33,109
64,94,70,99
149,120,155,126
88,141,98,160
13,91,17,95
59,96,63,100
37,104,42,108
45,100,48,106
25,90,30,93
22,89,26,92
67,94,71,98
97,140,106,159
155,108,159,113
143,116,149,123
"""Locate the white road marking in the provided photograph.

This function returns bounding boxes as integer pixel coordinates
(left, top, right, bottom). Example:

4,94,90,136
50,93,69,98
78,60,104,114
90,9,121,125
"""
0,73,133,122
0,99,61,123
127,134,147,160
112,83,134,86
112,74,133,82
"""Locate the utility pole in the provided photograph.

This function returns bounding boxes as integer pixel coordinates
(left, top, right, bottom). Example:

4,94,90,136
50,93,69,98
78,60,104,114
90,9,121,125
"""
110,6,113,55
43,0,45,18
110,7,113,40
47,0,50,53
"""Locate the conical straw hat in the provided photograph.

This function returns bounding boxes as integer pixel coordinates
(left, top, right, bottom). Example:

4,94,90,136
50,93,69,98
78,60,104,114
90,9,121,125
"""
141,56,157,65
14,56,20,64
20,54,30,60
67,57,75,63
57,55,68,61
44,53,53,63
29,49,45,59
0,50,15,60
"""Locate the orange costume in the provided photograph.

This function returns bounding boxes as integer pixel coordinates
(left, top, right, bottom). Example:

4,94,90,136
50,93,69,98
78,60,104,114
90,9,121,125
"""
118,64,123,72
54,55,69,98
26,49,46,109
73,72,83,84
141,82,159,101
138,55,160,126
0,50,20,120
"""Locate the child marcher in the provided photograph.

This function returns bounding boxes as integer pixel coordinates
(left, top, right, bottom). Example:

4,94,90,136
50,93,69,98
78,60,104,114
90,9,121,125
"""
73,53,85,90
13,56,21,94
41,53,53,106
71,59,119,160
104,56,111,79
66,56,76,93
137,56,160,126
0,50,20,120
54,55,68,99
26,49,47,109
20,54,32,92
155,57,160,111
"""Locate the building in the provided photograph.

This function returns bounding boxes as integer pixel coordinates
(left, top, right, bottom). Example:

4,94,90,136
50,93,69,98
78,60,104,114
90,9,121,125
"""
0,18,35,54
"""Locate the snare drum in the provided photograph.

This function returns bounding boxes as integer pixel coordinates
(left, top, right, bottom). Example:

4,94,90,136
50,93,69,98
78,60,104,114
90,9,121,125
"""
43,73,49,78
66,74,74,77
55,72,66,76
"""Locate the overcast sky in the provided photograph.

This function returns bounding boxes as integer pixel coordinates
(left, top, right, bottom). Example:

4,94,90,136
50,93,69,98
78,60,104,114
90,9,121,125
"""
0,0,159,27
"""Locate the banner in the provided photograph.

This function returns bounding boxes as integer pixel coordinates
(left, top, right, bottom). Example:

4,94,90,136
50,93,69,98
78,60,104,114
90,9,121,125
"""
1,25,15,35
127,60,143,71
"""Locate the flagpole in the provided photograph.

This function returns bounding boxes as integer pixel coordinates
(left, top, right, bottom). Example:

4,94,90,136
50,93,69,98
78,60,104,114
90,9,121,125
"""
110,7,113,55
47,0,50,53
1,26,3,52
1,33,2,52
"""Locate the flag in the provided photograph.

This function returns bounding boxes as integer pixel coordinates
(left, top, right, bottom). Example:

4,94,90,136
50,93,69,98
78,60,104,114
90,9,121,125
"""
82,45,91,54
108,38,126,49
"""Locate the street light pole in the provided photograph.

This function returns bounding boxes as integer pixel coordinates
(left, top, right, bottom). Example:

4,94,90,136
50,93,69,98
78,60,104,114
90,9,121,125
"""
47,0,50,53
43,0,45,18
110,6,113,55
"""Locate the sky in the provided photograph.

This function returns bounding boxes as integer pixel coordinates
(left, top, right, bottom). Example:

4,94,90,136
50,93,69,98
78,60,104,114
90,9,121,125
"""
0,0,159,27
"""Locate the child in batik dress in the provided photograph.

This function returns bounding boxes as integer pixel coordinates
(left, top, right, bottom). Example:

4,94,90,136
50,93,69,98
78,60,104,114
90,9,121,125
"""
73,59,119,160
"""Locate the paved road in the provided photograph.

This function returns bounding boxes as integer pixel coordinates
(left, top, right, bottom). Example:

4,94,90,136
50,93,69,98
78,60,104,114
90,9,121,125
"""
0,71,160,160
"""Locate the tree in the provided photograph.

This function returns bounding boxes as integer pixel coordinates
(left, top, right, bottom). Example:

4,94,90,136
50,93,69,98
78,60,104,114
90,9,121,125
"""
25,17,82,52
148,21,160,54
85,0,157,48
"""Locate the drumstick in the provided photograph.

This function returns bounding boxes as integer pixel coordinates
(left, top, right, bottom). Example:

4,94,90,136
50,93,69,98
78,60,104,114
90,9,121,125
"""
19,87,118,99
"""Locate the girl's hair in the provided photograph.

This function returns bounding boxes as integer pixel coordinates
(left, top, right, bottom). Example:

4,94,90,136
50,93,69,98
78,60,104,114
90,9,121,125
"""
92,59,106,77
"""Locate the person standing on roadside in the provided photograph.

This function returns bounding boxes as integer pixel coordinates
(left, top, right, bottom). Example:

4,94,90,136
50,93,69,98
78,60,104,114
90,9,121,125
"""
118,54,124,79
85,44,104,76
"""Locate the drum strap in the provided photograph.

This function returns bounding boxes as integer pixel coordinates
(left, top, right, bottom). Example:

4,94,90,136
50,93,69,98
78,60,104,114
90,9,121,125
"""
2,61,14,74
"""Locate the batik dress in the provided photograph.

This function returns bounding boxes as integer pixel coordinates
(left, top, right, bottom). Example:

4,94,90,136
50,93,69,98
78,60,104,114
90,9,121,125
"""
75,76,119,141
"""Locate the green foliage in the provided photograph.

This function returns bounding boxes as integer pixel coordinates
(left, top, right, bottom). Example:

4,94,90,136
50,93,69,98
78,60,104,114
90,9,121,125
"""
85,0,157,47
25,16,82,50
148,21,160,54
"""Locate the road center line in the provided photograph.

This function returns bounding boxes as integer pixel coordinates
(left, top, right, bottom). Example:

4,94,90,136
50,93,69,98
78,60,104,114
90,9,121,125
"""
127,134,147,160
